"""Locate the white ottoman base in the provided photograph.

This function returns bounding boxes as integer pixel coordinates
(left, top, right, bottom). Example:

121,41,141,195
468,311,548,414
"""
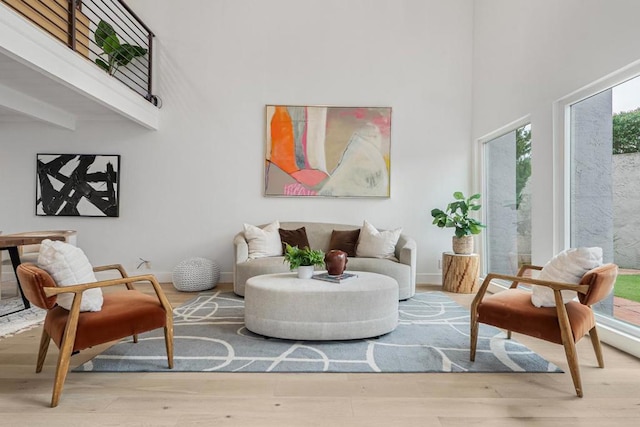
244,272,399,340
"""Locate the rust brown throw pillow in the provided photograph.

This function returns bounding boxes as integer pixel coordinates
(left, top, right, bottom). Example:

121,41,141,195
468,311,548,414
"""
279,227,310,252
329,229,361,257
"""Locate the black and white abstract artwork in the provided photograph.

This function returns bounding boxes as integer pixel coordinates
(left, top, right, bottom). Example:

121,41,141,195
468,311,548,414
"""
36,154,120,217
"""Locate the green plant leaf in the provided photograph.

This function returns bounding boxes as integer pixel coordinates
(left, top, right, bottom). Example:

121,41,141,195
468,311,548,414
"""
283,243,324,270
95,20,116,47
431,191,486,237
95,58,110,72
113,44,148,67
126,44,148,57
455,228,467,238
102,34,121,54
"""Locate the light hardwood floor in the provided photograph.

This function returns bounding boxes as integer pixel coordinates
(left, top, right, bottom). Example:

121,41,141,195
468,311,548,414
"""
1,282,639,426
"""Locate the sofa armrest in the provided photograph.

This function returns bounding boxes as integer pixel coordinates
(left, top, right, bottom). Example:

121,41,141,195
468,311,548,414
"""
396,234,417,289
233,233,249,264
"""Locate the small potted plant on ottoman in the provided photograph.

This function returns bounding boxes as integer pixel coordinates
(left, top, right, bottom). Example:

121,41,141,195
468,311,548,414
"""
283,243,325,279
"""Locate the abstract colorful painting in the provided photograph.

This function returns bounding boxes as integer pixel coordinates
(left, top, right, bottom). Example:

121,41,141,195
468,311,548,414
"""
36,154,120,217
265,105,391,197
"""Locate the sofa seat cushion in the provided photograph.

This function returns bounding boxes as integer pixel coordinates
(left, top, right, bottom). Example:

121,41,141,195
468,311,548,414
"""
347,257,411,299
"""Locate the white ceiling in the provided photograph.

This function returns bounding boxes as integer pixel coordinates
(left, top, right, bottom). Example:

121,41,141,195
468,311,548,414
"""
0,51,123,123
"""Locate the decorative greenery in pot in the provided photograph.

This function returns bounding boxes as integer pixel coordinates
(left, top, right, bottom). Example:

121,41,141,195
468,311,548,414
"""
283,243,325,269
94,20,148,76
283,243,325,278
431,191,486,254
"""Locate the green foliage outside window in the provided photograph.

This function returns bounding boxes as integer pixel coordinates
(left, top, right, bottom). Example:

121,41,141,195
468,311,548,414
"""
613,108,640,154
516,125,531,210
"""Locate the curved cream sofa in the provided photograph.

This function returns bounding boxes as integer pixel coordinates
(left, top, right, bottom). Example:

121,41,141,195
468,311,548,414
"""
233,221,417,300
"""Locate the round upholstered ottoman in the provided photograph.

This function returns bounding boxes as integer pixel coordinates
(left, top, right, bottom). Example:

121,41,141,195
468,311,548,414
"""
244,271,399,340
172,257,220,292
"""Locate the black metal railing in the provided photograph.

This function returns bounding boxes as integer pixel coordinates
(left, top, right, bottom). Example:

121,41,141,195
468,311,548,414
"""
1,0,157,104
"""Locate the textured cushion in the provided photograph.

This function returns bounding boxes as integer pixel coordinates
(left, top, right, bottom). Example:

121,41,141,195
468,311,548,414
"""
45,290,166,351
479,288,595,344
244,221,282,259
356,220,402,259
279,226,310,252
531,247,603,307
329,229,360,257
37,239,103,312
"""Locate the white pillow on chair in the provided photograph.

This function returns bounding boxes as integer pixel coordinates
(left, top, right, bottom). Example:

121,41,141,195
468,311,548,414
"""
37,239,103,312
530,247,603,307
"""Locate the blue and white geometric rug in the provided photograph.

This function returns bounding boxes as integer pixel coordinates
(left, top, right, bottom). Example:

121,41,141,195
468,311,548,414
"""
74,291,562,373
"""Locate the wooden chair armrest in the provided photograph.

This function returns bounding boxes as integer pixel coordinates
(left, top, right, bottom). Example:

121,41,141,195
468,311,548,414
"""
510,264,544,288
472,272,589,312
42,275,173,312
92,264,133,289
92,264,128,277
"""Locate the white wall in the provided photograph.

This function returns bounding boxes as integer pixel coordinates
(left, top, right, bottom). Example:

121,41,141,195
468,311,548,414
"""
472,0,640,266
0,0,474,283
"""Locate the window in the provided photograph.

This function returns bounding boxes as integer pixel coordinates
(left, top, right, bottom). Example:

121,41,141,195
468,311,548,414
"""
570,77,640,331
483,123,532,276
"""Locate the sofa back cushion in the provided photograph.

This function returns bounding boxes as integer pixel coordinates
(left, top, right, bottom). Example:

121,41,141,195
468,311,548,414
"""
244,221,283,259
278,226,310,252
329,229,361,257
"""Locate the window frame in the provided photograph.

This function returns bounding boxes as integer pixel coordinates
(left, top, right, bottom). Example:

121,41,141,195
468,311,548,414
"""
553,60,640,357
478,115,531,277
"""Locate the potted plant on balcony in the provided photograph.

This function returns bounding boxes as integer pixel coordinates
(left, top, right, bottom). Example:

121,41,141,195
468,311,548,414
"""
94,20,147,76
431,191,486,254
283,243,325,279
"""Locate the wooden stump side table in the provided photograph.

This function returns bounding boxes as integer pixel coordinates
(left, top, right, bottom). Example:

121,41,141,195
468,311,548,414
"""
442,252,479,294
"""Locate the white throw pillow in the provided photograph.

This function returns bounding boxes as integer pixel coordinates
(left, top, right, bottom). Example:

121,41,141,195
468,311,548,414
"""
243,220,283,259
530,247,603,307
356,220,402,259
37,239,103,312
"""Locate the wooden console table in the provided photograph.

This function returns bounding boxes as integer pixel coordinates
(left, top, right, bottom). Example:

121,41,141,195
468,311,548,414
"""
442,252,479,294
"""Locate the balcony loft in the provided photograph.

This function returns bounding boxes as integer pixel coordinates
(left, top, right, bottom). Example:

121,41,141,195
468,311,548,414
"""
0,0,158,130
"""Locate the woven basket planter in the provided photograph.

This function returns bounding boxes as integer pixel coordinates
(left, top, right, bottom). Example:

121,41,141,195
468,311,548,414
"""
172,257,220,292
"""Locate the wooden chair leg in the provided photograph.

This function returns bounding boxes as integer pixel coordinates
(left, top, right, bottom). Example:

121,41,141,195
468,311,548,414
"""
589,326,605,368
36,329,51,373
470,317,479,361
560,336,583,397
51,338,75,407
164,323,174,369
50,296,82,407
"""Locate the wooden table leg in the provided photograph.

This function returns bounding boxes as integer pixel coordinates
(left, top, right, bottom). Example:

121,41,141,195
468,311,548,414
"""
6,247,30,309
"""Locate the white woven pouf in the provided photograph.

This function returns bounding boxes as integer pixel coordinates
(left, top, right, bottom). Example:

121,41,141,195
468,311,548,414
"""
172,257,220,292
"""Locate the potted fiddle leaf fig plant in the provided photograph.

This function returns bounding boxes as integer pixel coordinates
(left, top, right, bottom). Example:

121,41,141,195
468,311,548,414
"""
94,20,148,76
283,243,325,279
431,191,486,254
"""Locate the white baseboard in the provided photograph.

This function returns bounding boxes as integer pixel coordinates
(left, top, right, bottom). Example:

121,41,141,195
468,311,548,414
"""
417,273,442,285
